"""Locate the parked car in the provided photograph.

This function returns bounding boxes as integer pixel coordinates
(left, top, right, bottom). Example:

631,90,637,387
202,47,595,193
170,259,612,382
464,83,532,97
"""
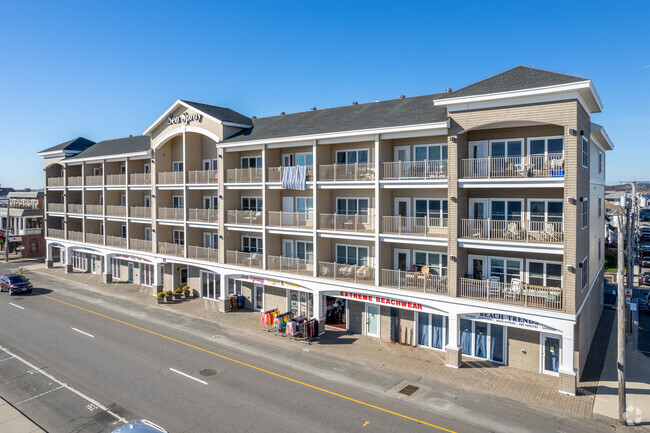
643,257,650,268
641,273,650,286
0,274,33,295
112,420,168,433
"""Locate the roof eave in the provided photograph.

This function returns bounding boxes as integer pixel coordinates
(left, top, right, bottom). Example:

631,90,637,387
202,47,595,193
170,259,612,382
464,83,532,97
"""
63,149,152,164
37,149,81,158
590,122,614,151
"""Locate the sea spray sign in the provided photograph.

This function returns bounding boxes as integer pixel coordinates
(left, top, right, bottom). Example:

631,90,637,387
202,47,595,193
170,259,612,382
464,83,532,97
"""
462,312,556,332
168,112,203,125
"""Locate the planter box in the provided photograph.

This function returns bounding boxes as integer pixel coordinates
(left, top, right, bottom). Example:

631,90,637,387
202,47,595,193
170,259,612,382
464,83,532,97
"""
157,297,165,304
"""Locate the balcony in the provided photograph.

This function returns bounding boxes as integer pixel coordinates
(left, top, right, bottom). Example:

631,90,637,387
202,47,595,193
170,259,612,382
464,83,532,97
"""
130,172,151,185
157,171,184,185
106,235,126,248
130,206,151,219
267,211,313,229
47,177,64,187
85,204,103,216
382,216,447,237
461,154,564,179
226,168,262,183
68,230,83,242
187,169,218,184
47,203,65,213
226,210,262,226
381,269,448,294
6,227,43,236
318,261,375,285
68,204,83,214
318,163,374,181
460,219,564,244
458,277,564,311
267,166,314,183
382,160,447,180
86,233,103,245
106,205,126,217
68,176,83,187
267,255,314,276
157,207,184,221
225,250,263,268
319,214,373,233
188,209,219,224
130,238,152,252
106,174,126,186
186,245,219,263
158,242,184,257
47,228,65,239
85,175,103,186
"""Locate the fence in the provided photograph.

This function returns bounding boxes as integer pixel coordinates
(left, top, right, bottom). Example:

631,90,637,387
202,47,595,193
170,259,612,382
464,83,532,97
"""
318,163,375,181
381,269,448,294
458,277,563,311
381,216,447,237
382,160,447,179
318,261,374,284
461,154,564,179
320,213,373,232
267,211,313,228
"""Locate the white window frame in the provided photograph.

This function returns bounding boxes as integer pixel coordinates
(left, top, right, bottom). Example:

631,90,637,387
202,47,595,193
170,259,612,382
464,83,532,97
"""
99,222,104,235
172,195,184,209
173,229,184,245
414,198,448,222
144,227,152,241
172,161,184,172
120,165,126,174
120,194,126,206
295,240,314,262
527,199,564,224
487,256,523,283
413,143,449,161
93,167,102,176
335,243,369,266
540,333,562,376
241,235,263,253
120,224,127,238
200,270,219,301
144,195,151,207
487,198,525,221
335,148,369,164
415,313,448,352
295,152,313,166
241,196,262,211
487,138,524,158
527,136,564,156
336,197,370,215
582,136,589,168
581,198,589,229
202,158,218,171
580,256,588,291
412,250,448,276
525,259,562,288
459,319,508,364
241,156,262,169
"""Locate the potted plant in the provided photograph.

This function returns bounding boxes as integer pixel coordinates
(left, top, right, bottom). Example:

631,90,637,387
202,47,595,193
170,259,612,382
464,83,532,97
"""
173,288,183,299
157,291,165,304
182,285,191,298
164,290,173,302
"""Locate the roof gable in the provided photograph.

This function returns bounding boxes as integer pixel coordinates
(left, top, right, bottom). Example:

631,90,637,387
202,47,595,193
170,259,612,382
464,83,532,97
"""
38,137,95,155
64,135,151,161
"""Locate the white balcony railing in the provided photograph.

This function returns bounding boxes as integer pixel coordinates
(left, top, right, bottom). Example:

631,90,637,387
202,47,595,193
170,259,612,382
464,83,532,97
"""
226,210,262,226
157,171,184,185
267,255,314,275
382,160,447,180
187,169,218,184
320,213,373,232
461,154,564,179
158,207,184,221
158,241,184,257
47,203,65,213
129,172,151,185
67,176,83,186
130,206,151,219
460,219,564,244
188,209,219,224
106,174,126,186
458,277,563,311
267,211,314,229
85,175,103,186
68,231,83,242
68,204,83,214
106,205,126,217
382,216,447,237
381,269,448,294
225,250,263,268
86,233,103,245
318,163,374,181
130,238,152,252
226,168,263,183
47,228,65,239
47,177,64,187
267,166,314,183
85,204,103,215
106,235,126,248
186,245,219,263
318,261,374,284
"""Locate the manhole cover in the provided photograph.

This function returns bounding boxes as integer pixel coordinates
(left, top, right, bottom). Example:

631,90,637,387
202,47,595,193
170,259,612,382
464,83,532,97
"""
199,369,217,377
398,385,419,396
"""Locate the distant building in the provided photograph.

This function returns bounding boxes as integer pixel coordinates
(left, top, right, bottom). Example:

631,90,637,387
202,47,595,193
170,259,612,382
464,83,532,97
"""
0,191,45,257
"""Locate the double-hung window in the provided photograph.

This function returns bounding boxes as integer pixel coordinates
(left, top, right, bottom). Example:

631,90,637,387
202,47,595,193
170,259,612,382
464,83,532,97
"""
241,156,262,169
336,244,369,266
582,136,589,168
241,197,262,211
242,236,263,253
336,149,368,164
336,198,369,215
172,161,183,172
415,199,448,226
413,251,448,275
527,261,562,288
173,229,184,245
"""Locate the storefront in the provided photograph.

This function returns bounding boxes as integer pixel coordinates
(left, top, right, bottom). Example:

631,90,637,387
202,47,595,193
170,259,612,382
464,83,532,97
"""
111,255,155,286
325,296,346,329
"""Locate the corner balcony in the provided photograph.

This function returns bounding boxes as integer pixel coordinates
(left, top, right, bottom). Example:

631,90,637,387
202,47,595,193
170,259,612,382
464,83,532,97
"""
381,269,448,295
317,261,375,285
382,216,447,237
226,168,262,183
157,171,184,185
106,235,126,249
47,203,65,213
106,174,126,186
130,206,151,219
67,176,83,187
267,255,314,276
225,250,263,269
187,245,219,263
267,166,314,183
47,177,64,187
187,169,218,185
130,172,151,185
158,241,184,257
460,219,564,244
85,175,103,186
130,238,152,252
85,204,103,216
460,154,564,179
382,160,447,180
157,207,184,221
319,214,374,233
318,163,375,181
188,209,219,224
68,204,83,214
226,210,262,226
458,277,564,311
106,205,126,217
47,228,65,239
267,212,313,229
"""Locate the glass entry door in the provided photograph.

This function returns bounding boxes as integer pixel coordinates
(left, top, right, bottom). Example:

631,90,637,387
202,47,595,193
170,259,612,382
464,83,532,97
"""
542,334,561,374
366,304,379,338
254,284,264,311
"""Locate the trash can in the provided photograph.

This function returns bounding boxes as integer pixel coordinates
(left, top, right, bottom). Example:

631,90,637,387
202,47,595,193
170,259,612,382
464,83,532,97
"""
236,294,246,309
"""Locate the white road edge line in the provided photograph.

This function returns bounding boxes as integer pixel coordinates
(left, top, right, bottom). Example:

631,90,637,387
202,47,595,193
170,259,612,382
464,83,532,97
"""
9,303,24,310
16,385,64,405
0,345,128,424
169,368,208,385
71,327,95,338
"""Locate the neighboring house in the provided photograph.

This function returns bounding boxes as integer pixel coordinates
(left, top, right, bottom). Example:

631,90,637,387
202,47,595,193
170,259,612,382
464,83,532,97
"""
38,66,614,396
0,191,45,257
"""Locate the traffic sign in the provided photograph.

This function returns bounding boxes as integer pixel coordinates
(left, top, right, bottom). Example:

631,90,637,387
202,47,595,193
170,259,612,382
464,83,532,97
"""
625,288,633,298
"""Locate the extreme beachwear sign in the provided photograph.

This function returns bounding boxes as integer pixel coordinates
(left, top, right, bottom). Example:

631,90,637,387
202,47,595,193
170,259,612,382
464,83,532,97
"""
338,291,424,310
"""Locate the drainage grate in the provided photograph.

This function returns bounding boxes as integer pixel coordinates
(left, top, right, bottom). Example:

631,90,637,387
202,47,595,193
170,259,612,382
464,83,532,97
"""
398,385,419,396
199,369,217,377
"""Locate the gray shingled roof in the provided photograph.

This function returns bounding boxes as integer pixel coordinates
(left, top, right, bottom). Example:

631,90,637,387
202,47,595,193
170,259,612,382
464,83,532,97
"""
181,100,252,126
39,137,95,154
65,135,151,160
221,93,448,144
438,66,588,100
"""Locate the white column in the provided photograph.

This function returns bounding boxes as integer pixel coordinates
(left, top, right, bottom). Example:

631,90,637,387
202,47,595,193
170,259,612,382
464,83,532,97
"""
312,140,318,278
261,144,267,270
558,329,575,375
153,262,163,287
182,128,188,258
446,313,459,348
374,135,380,286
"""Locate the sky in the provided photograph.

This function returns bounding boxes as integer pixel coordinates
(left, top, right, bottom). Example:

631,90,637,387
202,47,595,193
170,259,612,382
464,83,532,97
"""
0,0,648,189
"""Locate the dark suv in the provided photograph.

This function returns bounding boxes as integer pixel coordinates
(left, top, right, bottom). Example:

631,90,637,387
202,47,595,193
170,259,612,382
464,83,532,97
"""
0,274,33,295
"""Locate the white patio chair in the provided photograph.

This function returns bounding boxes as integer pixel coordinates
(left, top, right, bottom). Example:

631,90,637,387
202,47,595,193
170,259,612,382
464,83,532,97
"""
505,278,522,300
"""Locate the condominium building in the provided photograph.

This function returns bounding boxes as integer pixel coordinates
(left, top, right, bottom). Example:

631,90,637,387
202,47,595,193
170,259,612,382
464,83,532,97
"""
39,66,613,394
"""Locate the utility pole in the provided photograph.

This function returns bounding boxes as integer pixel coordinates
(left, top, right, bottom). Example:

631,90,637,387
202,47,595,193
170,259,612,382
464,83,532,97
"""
616,214,627,425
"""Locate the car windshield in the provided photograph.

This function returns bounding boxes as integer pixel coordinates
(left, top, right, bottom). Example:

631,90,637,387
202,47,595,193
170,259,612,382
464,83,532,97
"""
8,275,27,283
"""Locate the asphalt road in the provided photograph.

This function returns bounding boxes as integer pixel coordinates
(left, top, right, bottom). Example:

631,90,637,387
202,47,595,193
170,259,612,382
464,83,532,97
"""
0,263,615,433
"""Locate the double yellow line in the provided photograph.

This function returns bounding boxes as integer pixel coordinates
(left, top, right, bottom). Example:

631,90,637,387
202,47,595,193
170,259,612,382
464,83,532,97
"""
43,294,456,432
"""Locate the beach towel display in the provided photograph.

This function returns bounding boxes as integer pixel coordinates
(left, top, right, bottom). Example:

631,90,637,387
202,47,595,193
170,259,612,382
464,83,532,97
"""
261,309,280,327
273,312,295,330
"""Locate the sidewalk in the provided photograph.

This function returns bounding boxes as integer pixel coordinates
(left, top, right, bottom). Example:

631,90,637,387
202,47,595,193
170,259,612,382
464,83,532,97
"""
26,264,609,420
0,396,45,433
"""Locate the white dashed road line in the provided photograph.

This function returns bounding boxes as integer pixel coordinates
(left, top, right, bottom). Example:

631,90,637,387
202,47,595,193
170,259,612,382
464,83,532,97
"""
9,303,24,310
71,327,95,338
169,368,208,385
16,385,65,405
0,344,128,424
